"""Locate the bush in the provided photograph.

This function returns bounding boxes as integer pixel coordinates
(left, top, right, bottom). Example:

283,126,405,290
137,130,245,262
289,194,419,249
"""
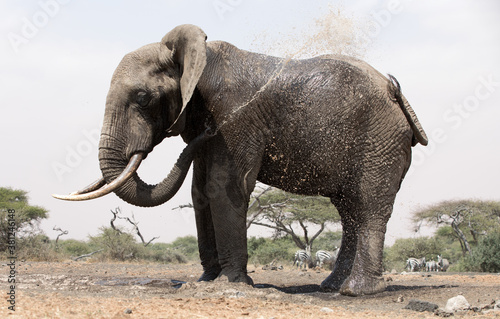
16,235,61,261
453,254,480,272
167,236,199,260
138,243,188,263
89,226,141,261
313,231,342,251
248,237,297,265
248,237,267,258
383,237,441,272
57,239,93,257
474,232,500,273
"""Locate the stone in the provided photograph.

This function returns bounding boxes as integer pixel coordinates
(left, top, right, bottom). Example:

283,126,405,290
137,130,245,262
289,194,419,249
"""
434,308,453,317
404,299,439,312
445,295,470,313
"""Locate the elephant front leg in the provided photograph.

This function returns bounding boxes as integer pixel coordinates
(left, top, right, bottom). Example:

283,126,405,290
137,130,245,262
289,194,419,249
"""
205,164,254,285
192,165,221,282
194,207,222,282
208,187,253,285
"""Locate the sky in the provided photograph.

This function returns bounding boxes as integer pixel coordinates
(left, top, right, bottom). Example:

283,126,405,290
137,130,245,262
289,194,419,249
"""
1,0,499,246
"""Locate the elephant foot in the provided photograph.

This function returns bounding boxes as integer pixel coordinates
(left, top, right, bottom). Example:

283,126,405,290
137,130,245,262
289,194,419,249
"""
338,274,386,296
197,267,222,282
218,269,254,286
320,272,345,292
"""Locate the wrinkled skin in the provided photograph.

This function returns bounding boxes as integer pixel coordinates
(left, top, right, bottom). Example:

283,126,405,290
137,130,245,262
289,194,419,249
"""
91,25,427,296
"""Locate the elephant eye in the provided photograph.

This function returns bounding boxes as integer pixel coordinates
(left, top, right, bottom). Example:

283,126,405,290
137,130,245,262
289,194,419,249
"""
136,91,150,107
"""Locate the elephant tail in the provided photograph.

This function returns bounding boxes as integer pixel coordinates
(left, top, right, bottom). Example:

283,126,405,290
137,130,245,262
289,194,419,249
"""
387,74,428,146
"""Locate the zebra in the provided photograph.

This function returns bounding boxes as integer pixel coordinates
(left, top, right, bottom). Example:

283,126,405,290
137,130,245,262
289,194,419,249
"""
425,260,438,272
437,255,449,272
315,249,339,269
293,250,312,269
405,257,426,272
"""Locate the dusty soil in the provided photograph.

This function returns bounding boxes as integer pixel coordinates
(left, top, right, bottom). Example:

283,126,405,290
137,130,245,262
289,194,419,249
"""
1,261,499,318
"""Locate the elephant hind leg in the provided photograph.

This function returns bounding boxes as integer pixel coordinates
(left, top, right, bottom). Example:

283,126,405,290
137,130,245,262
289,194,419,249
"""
321,195,392,296
338,212,389,296
320,200,358,292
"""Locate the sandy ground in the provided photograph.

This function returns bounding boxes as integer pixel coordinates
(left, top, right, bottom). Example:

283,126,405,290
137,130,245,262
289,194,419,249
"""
1,261,499,318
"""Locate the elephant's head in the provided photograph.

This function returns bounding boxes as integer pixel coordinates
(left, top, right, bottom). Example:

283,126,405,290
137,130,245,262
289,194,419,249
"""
53,25,210,207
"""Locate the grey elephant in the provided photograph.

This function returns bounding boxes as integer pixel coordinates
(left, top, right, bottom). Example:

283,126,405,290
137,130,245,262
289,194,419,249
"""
54,24,427,296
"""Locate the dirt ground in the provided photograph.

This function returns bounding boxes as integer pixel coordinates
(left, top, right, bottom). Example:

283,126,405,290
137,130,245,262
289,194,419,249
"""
1,261,499,318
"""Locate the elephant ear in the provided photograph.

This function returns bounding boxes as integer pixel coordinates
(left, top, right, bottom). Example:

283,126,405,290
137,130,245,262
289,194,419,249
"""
162,24,207,136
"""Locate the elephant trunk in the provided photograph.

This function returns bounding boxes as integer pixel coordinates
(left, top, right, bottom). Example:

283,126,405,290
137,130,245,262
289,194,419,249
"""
53,129,213,207
99,129,212,207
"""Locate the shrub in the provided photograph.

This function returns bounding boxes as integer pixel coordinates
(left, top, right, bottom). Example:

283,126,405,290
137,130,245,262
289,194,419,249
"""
383,237,441,272
137,243,188,263
16,235,61,261
474,232,500,273
248,237,297,265
57,239,93,257
89,226,141,261
167,236,199,260
313,231,342,251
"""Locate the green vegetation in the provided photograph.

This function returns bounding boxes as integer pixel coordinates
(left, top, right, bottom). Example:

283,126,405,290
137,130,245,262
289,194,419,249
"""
385,200,500,272
0,187,51,260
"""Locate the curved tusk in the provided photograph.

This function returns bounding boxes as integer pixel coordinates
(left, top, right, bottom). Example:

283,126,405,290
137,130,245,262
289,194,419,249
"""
52,153,144,201
69,177,106,195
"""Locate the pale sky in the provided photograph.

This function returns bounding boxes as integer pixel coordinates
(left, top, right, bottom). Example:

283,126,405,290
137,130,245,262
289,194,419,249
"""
1,0,499,245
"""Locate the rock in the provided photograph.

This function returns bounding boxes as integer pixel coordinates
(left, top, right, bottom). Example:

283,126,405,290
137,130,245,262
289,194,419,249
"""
124,308,132,314
320,307,333,313
404,299,439,312
445,295,470,313
434,308,453,317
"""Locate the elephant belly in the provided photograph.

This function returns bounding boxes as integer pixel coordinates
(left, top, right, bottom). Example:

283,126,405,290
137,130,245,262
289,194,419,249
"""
257,141,345,197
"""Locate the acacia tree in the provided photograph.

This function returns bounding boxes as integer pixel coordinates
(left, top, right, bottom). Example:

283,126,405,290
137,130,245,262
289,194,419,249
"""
0,187,48,251
247,184,341,253
412,200,500,257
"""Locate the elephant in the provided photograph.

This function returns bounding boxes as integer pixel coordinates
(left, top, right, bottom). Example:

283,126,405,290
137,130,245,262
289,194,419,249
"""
54,24,428,296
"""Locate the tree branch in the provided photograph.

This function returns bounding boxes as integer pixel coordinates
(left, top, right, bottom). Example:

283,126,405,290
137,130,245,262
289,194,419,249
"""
110,208,122,233
52,226,68,247
73,249,104,261
172,203,194,210
110,207,159,247
310,222,325,243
